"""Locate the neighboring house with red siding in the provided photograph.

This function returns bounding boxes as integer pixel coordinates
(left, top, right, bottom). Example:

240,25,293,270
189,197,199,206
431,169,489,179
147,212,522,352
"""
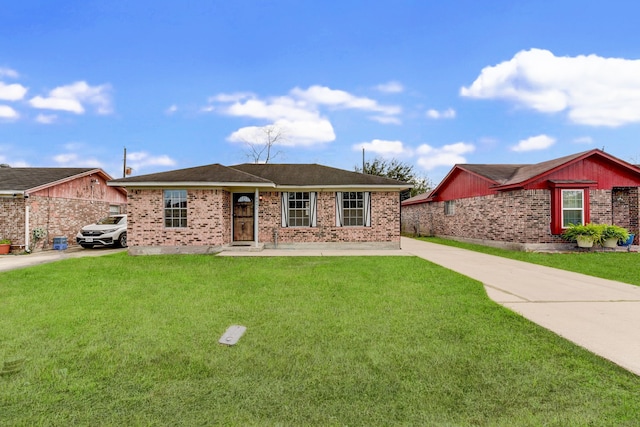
108,163,411,254
0,166,127,252
402,149,640,251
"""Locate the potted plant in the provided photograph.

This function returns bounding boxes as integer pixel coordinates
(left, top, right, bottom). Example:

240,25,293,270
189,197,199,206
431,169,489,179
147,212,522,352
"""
561,223,602,248
600,224,630,248
0,238,11,255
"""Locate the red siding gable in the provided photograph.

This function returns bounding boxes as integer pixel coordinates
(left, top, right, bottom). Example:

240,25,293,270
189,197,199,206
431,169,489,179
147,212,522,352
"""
430,167,498,202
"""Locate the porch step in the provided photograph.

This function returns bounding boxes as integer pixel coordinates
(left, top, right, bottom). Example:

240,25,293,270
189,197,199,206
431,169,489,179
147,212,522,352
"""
221,243,265,252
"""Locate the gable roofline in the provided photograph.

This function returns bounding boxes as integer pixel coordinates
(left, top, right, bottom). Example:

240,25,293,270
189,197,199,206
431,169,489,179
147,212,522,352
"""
401,149,640,206
410,164,500,204
109,162,412,190
0,168,124,196
493,149,640,190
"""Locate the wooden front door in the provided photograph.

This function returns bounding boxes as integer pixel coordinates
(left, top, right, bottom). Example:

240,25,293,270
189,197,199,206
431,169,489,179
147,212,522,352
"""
233,193,254,242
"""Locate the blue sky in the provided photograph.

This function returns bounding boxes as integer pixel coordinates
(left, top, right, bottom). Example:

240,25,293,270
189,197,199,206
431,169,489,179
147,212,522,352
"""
3,1,640,185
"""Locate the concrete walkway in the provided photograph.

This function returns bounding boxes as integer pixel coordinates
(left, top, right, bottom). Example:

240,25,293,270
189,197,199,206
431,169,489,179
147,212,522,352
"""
400,237,640,376
2,239,639,376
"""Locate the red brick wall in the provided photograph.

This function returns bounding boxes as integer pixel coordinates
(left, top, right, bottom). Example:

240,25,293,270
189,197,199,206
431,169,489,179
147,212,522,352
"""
0,198,26,245
402,188,640,246
129,189,401,248
0,195,118,251
258,191,401,246
127,189,232,247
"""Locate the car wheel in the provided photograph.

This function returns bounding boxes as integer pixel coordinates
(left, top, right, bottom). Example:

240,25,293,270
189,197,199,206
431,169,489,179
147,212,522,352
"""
117,232,127,248
80,244,94,249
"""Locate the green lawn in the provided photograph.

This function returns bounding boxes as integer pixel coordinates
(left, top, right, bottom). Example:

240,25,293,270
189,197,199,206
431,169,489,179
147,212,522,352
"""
416,236,640,287
1,253,639,425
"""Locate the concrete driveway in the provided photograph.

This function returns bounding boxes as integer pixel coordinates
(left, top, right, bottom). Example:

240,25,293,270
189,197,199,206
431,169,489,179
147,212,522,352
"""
0,246,126,272
400,237,640,376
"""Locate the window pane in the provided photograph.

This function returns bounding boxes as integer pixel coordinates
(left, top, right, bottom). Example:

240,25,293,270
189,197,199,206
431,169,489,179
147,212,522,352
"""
341,192,365,226
563,190,582,209
286,191,311,227
164,189,187,228
563,210,582,227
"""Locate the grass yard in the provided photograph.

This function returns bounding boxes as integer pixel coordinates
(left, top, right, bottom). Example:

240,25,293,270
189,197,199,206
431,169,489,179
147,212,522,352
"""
417,236,640,287
1,253,639,425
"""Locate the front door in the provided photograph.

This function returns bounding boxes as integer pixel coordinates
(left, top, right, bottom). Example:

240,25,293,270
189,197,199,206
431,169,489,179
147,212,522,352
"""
233,193,254,242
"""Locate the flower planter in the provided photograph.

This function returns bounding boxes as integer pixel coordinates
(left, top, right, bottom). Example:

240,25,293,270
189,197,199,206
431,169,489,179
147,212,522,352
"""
603,237,619,248
0,244,10,255
576,235,594,248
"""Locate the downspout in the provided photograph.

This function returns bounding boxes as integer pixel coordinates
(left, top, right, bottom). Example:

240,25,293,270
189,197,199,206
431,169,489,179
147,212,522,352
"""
25,202,30,252
254,188,259,248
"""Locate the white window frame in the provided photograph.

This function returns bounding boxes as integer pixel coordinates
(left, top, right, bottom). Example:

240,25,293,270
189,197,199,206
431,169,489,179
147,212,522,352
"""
561,189,584,227
164,189,188,228
335,192,371,227
281,192,317,227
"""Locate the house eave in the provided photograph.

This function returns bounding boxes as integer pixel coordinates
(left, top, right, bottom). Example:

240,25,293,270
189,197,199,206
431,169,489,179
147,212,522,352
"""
107,181,277,188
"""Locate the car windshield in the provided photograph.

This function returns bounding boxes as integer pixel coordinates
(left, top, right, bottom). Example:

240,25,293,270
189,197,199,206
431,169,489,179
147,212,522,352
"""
97,216,123,225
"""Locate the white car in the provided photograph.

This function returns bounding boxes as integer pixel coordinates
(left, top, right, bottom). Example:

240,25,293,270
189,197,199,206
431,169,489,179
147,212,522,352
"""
76,214,127,248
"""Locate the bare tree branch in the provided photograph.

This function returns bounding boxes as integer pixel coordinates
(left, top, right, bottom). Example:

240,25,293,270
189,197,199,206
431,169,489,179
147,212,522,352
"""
240,125,287,163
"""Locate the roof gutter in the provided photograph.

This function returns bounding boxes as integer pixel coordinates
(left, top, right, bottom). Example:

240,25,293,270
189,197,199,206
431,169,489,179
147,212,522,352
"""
107,181,277,188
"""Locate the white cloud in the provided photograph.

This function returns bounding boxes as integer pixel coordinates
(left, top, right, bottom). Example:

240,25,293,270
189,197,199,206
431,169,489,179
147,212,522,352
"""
461,48,640,127
353,139,408,156
208,85,402,147
374,81,404,93
36,113,57,124
53,152,103,168
224,96,320,122
228,119,335,146
426,108,456,119
0,105,19,120
573,136,593,145
165,104,178,115
29,81,113,115
291,85,401,115
208,92,254,103
511,134,556,152
126,151,177,168
0,67,19,78
370,115,402,125
0,82,28,101
416,142,475,170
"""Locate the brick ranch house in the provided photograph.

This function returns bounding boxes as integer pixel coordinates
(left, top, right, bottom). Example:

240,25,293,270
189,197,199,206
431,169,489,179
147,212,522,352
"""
401,149,640,251
108,163,412,254
0,166,127,252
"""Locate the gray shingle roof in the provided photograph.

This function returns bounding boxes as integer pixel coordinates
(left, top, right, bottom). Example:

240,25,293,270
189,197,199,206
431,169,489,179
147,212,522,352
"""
230,163,409,187
0,167,99,192
108,163,411,188
109,164,272,185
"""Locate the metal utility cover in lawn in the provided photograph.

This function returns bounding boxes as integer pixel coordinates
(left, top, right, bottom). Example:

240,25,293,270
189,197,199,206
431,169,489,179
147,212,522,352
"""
219,325,246,346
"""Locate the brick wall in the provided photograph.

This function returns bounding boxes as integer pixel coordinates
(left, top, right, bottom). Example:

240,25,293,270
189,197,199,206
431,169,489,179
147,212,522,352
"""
127,189,232,247
0,198,26,244
258,191,401,246
402,188,640,246
129,189,401,248
0,195,116,251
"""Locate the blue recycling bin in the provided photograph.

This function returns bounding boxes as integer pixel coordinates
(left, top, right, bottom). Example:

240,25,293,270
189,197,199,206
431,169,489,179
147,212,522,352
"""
53,236,68,250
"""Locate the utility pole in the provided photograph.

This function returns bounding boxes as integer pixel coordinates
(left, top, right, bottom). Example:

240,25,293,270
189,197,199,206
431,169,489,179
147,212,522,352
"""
362,148,365,174
123,147,127,178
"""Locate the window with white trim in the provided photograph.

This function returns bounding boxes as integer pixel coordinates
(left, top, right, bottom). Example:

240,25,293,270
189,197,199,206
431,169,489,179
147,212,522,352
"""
335,192,371,227
561,189,583,227
444,200,455,216
164,189,187,228
281,192,317,227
